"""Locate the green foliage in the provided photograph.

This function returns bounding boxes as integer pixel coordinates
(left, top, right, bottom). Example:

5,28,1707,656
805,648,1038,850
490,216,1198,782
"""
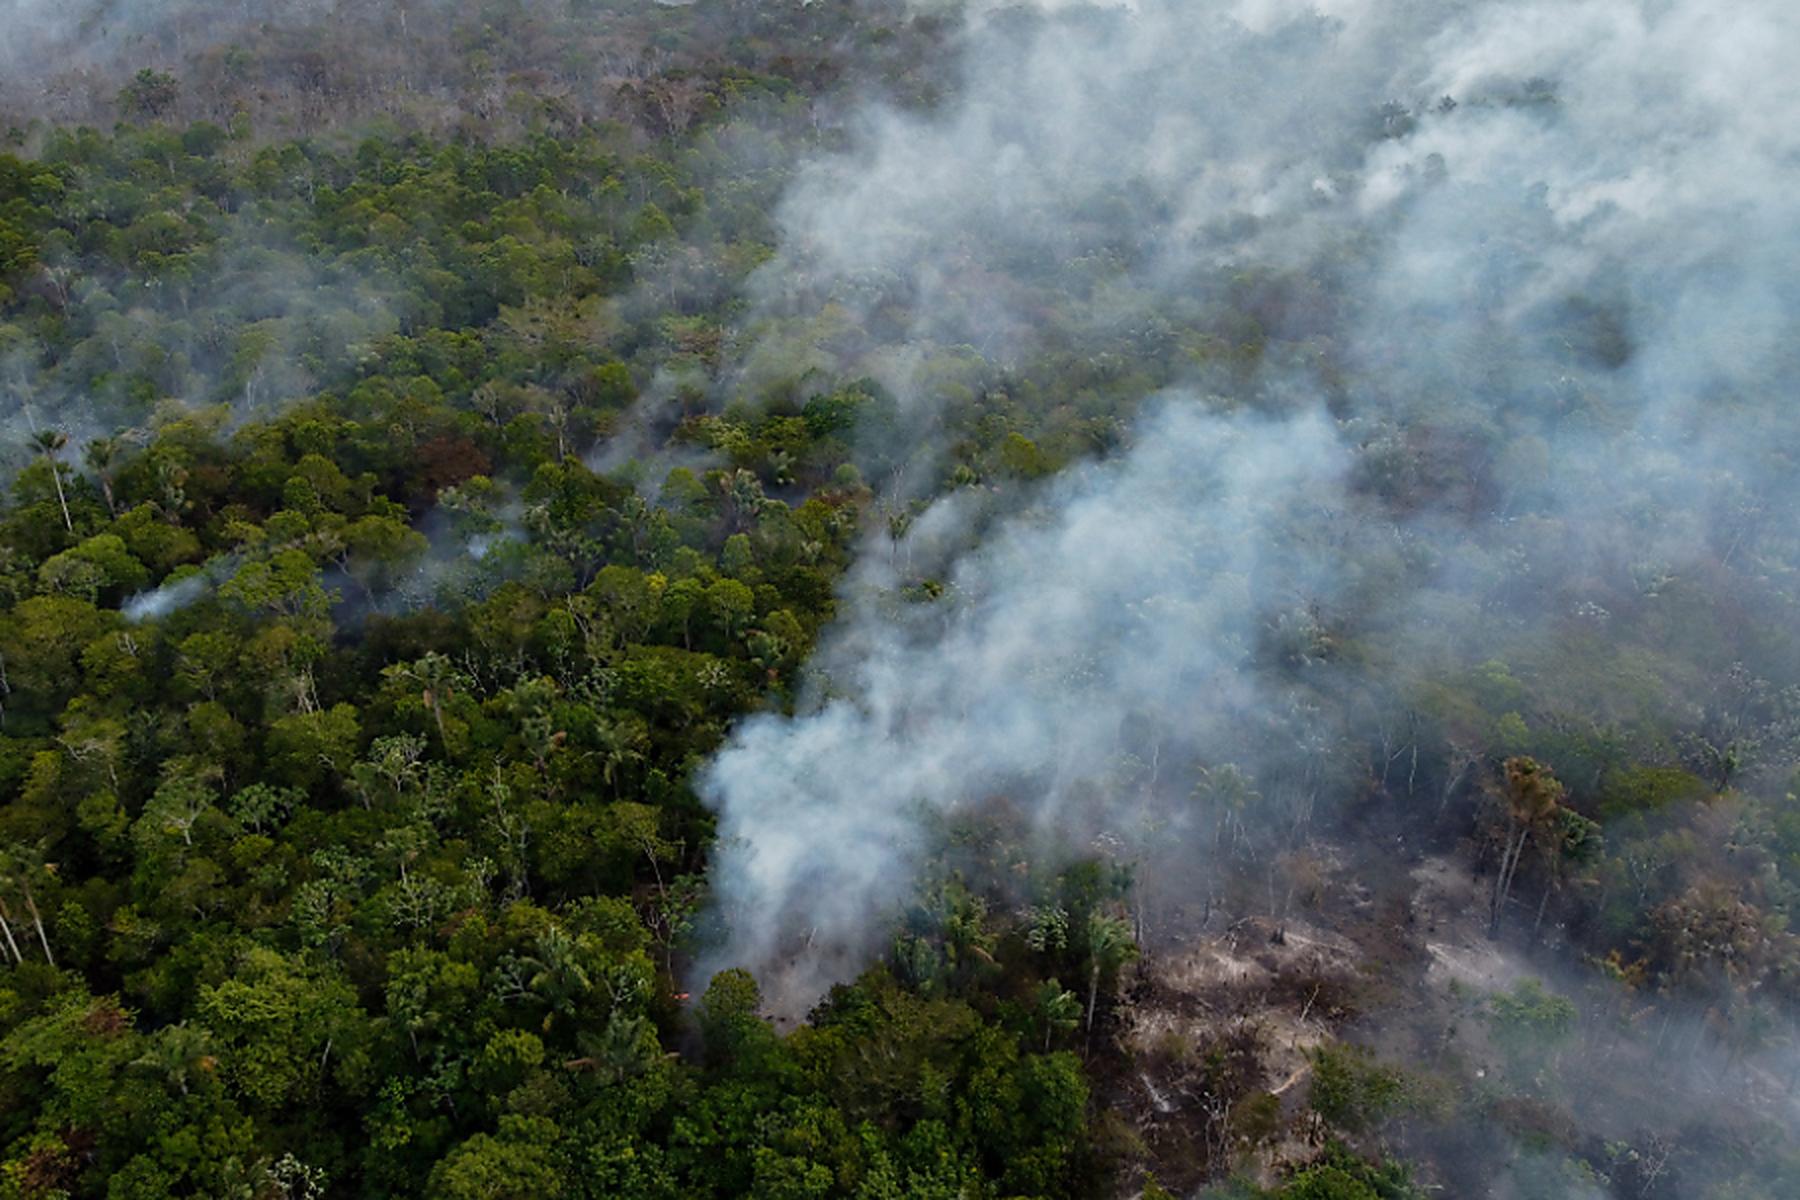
0,80,904,1195
429,1116,565,1200
1277,1145,1422,1200
118,70,180,119
1307,1043,1408,1135
0,8,1788,1199
1486,980,1578,1087
1208,1145,1423,1200
1598,765,1710,820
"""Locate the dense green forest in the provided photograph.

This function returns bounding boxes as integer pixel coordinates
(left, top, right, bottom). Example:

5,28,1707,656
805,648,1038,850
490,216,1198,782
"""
0,1,1796,1198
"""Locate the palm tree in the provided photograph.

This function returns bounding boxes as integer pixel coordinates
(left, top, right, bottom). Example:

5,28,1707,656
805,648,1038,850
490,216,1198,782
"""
1194,763,1260,856
84,436,120,517
1084,912,1137,1042
939,884,996,990
523,927,592,1032
567,1011,657,1082
29,428,72,532
131,1023,217,1096
1034,979,1081,1051
396,652,467,752
593,719,645,797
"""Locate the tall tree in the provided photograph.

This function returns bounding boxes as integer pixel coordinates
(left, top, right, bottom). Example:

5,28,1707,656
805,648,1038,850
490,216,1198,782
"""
1489,757,1564,937
0,841,57,965
29,428,72,532
84,436,121,517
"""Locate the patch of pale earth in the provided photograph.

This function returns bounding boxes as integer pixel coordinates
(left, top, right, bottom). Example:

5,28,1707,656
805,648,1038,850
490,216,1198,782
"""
1423,939,1528,993
1120,924,1353,1132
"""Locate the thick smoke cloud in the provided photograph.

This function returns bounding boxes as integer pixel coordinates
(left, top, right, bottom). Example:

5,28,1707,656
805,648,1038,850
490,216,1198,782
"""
705,405,1352,1003
699,0,1800,1017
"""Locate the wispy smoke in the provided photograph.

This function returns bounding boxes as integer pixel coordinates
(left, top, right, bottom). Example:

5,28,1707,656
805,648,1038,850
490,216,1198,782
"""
703,402,1354,1003
121,571,208,622
699,0,1800,1014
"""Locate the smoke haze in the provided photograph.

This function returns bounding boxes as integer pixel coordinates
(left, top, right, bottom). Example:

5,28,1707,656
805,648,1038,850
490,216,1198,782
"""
2,0,1797,1193
698,0,1800,1019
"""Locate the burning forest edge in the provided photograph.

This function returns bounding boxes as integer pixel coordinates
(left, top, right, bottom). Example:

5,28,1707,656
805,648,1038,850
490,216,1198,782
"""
0,1,1795,1198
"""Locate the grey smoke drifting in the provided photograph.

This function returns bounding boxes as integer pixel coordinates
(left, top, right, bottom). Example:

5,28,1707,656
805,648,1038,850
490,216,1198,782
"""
699,0,1800,1011
120,571,208,622
706,404,1351,1000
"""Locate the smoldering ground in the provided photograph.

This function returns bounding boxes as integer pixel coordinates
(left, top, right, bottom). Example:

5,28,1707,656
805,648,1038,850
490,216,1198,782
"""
696,0,1800,1114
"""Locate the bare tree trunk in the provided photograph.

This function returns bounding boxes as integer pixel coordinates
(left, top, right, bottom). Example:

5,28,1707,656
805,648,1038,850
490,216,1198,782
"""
1489,825,1529,937
1533,881,1554,940
640,836,667,902
47,460,71,532
22,887,52,966
0,902,22,964
1439,754,1473,819
1086,960,1101,1038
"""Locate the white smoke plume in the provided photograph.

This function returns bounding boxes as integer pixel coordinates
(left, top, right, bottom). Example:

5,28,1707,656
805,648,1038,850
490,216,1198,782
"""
706,403,1352,1001
120,570,208,622
699,0,1800,1012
